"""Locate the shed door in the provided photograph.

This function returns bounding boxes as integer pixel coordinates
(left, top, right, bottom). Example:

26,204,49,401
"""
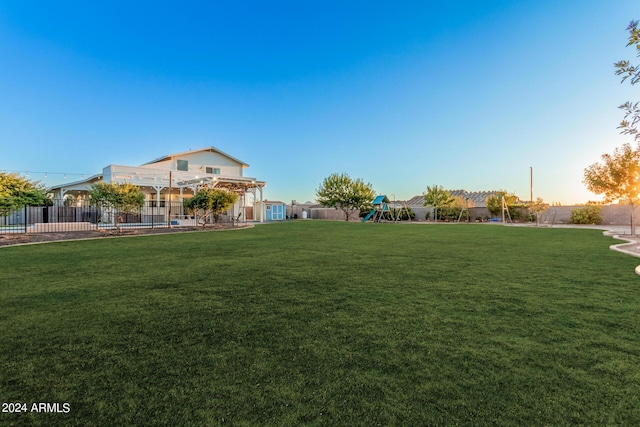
273,205,284,220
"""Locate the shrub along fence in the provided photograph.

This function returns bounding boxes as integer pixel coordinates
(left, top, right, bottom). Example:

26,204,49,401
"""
0,199,240,234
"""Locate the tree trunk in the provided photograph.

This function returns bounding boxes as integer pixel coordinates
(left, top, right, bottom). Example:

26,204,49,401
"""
631,203,636,236
341,207,350,221
114,214,121,232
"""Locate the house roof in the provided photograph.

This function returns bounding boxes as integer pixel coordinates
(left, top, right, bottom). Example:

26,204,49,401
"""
449,190,500,207
143,146,249,168
48,174,103,191
405,195,425,206
292,202,324,208
406,190,508,208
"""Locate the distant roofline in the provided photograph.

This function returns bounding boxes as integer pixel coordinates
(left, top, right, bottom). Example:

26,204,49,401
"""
405,190,518,207
143,146,249,168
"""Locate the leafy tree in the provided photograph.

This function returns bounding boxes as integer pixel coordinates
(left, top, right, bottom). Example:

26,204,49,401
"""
485,195,501,218
316,173,375,221
438,206,462,221
615,20,640,141
88,182,145,231
453,195,473,209
451,195,474,222
485,191,521,221
423,185,454,221
433,196,467,222
570,205,603,225
0,172,51,216
583,142,640,235
527,197,548,226
390,206,415,221
183,187,238,227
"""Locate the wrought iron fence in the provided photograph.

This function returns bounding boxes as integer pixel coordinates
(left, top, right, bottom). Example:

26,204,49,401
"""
0,199,242,234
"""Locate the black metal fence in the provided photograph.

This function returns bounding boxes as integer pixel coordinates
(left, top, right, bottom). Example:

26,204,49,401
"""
0,200,241,234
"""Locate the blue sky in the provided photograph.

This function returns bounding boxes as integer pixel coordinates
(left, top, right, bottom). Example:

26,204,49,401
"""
1,0,638,205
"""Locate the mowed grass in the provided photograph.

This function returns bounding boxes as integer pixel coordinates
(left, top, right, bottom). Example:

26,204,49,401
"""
1,221,640,426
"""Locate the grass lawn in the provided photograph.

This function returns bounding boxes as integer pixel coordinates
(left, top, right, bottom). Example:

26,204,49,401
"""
1,221,640,426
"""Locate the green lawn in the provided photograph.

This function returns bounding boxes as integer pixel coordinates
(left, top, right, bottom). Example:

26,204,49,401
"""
1,221,640,426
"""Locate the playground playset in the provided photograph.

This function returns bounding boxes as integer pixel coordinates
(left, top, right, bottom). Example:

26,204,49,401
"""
362,195,413,223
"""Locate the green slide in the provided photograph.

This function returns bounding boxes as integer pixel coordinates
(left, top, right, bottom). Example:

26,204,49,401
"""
361,209,376,222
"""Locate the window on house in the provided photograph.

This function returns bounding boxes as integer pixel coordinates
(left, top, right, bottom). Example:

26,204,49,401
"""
206,167,221,174
177,160,188,171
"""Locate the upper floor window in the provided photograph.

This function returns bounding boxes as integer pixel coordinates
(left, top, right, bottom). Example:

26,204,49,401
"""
177,160,188,171
206,167,221,174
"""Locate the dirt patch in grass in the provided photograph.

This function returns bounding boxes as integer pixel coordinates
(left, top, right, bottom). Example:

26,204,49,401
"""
0,224,250,247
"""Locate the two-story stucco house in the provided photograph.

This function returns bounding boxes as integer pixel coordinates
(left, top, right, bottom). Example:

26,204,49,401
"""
49,146,268,222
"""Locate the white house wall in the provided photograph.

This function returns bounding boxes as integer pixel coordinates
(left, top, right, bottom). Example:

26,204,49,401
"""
143,151,245,177
105,165,172,187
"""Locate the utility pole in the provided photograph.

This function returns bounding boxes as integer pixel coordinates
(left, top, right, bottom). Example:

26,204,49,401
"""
530,166,533,202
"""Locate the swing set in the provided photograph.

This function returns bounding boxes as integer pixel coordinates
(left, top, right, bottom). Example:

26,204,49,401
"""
361,195,413,222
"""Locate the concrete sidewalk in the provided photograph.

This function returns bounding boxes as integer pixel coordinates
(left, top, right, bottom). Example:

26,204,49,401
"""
602,228,640,258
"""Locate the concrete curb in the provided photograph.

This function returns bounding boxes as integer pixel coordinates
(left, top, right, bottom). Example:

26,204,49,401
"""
604,230,640,276
0,224,256,249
